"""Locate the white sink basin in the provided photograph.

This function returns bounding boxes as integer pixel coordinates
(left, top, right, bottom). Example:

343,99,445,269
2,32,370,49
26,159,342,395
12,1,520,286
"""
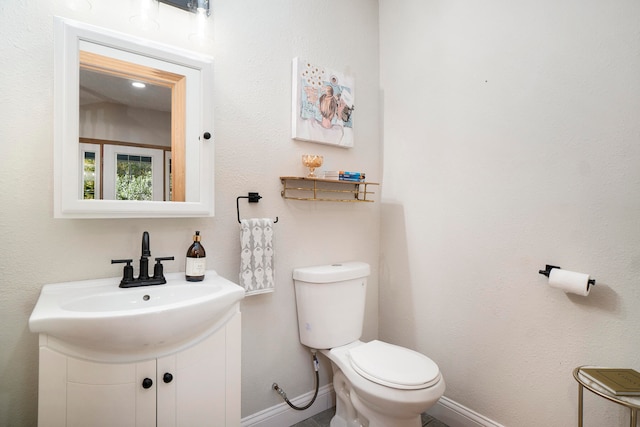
29,271,245,362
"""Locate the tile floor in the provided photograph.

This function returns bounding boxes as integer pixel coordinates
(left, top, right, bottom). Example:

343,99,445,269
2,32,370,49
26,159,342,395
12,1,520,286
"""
291,407,450,427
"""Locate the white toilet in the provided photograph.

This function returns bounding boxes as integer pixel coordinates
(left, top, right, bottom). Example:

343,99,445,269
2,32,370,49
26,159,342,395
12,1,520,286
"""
293,262,445,427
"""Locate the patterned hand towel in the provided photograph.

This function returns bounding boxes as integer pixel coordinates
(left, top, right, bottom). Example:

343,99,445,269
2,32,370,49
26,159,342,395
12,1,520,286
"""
240,218,275,295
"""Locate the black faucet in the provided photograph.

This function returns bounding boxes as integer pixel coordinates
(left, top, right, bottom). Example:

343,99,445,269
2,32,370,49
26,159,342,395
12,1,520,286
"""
139,231,151,281
111,231,174,288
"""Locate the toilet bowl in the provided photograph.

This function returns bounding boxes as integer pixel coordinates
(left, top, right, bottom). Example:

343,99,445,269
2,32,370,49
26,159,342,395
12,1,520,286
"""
322,340,445,427
293,262,445,427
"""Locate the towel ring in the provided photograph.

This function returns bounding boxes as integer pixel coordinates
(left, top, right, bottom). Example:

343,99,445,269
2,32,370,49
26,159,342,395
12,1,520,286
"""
237,192,279,224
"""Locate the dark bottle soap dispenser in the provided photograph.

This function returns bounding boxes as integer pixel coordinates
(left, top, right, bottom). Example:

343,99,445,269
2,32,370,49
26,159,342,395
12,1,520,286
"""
185,231,206,281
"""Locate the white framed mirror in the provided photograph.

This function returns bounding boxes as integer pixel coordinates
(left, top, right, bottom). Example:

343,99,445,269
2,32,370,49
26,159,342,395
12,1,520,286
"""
54,17,214,218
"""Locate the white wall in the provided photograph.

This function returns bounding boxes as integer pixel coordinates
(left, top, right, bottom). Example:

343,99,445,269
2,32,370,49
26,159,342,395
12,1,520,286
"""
379,1,640,426
0,0,380,424
80,103,172,147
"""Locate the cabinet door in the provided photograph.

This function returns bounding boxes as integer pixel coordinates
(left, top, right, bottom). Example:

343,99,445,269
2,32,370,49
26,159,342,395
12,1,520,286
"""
66,357,156,427
224,313,241,426
157,313,241,427
38,347,68,426
38,348,156,427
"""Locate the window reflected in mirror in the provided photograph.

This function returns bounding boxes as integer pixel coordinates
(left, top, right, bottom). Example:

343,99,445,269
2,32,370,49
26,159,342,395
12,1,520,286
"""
82,150,98,200
116,154,152,201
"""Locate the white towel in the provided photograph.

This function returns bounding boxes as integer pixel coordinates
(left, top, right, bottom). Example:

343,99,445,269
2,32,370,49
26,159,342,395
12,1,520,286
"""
240,218,275,295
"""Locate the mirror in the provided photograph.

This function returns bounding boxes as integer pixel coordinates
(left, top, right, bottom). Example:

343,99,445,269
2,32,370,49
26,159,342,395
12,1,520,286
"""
79,53,178,201
54,17,214,218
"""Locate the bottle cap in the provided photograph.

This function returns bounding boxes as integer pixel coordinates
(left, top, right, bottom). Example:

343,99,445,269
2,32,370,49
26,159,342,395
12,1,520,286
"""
193,231,201,242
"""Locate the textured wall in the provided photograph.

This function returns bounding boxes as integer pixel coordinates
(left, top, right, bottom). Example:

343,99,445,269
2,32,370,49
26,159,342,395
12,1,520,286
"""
379,1,640,426
0,0,380,424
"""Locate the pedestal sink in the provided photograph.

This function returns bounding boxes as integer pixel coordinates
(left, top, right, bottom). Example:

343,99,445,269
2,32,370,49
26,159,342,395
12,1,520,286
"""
29,270,245,362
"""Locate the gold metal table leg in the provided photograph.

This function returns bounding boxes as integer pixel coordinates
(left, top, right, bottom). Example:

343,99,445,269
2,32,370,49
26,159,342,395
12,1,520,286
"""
578,384,583,427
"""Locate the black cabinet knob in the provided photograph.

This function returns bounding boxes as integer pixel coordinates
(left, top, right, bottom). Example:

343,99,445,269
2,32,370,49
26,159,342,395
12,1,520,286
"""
142,378,153,389
163,373,173,383
203,132,211,140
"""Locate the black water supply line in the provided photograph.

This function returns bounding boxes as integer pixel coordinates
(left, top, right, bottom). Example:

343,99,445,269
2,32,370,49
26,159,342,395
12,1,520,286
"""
272,350,320,411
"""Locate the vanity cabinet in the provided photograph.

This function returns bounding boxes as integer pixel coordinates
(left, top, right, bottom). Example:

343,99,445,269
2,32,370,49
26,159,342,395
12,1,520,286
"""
37,313,241,427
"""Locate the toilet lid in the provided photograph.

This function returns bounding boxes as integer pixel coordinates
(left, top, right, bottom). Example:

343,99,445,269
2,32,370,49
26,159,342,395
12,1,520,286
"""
348,340,441,390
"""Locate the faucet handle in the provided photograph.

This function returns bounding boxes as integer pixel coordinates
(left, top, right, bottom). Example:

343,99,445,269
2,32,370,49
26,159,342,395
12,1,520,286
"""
111,259,134,285
153,256,175,281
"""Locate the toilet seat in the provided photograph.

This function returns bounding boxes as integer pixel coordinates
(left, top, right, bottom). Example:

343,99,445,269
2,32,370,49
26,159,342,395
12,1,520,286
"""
348,340,441,390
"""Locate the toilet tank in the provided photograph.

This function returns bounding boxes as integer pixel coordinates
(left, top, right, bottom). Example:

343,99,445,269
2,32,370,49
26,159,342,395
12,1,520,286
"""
293,262,370,349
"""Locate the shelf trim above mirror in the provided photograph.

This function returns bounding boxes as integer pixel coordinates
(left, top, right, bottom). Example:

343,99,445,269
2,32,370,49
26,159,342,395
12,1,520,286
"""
53,17,214,218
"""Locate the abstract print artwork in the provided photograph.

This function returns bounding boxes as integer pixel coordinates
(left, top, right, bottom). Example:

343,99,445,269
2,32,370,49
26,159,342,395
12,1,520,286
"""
291,57,355,148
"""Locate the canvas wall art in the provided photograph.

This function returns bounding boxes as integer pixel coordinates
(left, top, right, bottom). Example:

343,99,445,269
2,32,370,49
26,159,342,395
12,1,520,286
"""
291,57,355,148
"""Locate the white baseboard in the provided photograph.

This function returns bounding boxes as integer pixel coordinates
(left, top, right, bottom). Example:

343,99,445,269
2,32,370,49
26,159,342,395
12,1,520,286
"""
241,386,503,427
241,384,335,427
427,396,505,427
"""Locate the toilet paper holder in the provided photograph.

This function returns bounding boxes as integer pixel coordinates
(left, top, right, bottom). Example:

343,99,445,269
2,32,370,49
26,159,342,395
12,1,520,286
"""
538,264,596,286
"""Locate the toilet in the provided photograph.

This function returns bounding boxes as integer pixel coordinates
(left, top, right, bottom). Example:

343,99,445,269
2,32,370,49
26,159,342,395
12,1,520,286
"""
293,262,445,427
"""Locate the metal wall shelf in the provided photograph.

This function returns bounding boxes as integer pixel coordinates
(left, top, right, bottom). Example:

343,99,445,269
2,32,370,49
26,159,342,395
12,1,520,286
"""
280,176,379,202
